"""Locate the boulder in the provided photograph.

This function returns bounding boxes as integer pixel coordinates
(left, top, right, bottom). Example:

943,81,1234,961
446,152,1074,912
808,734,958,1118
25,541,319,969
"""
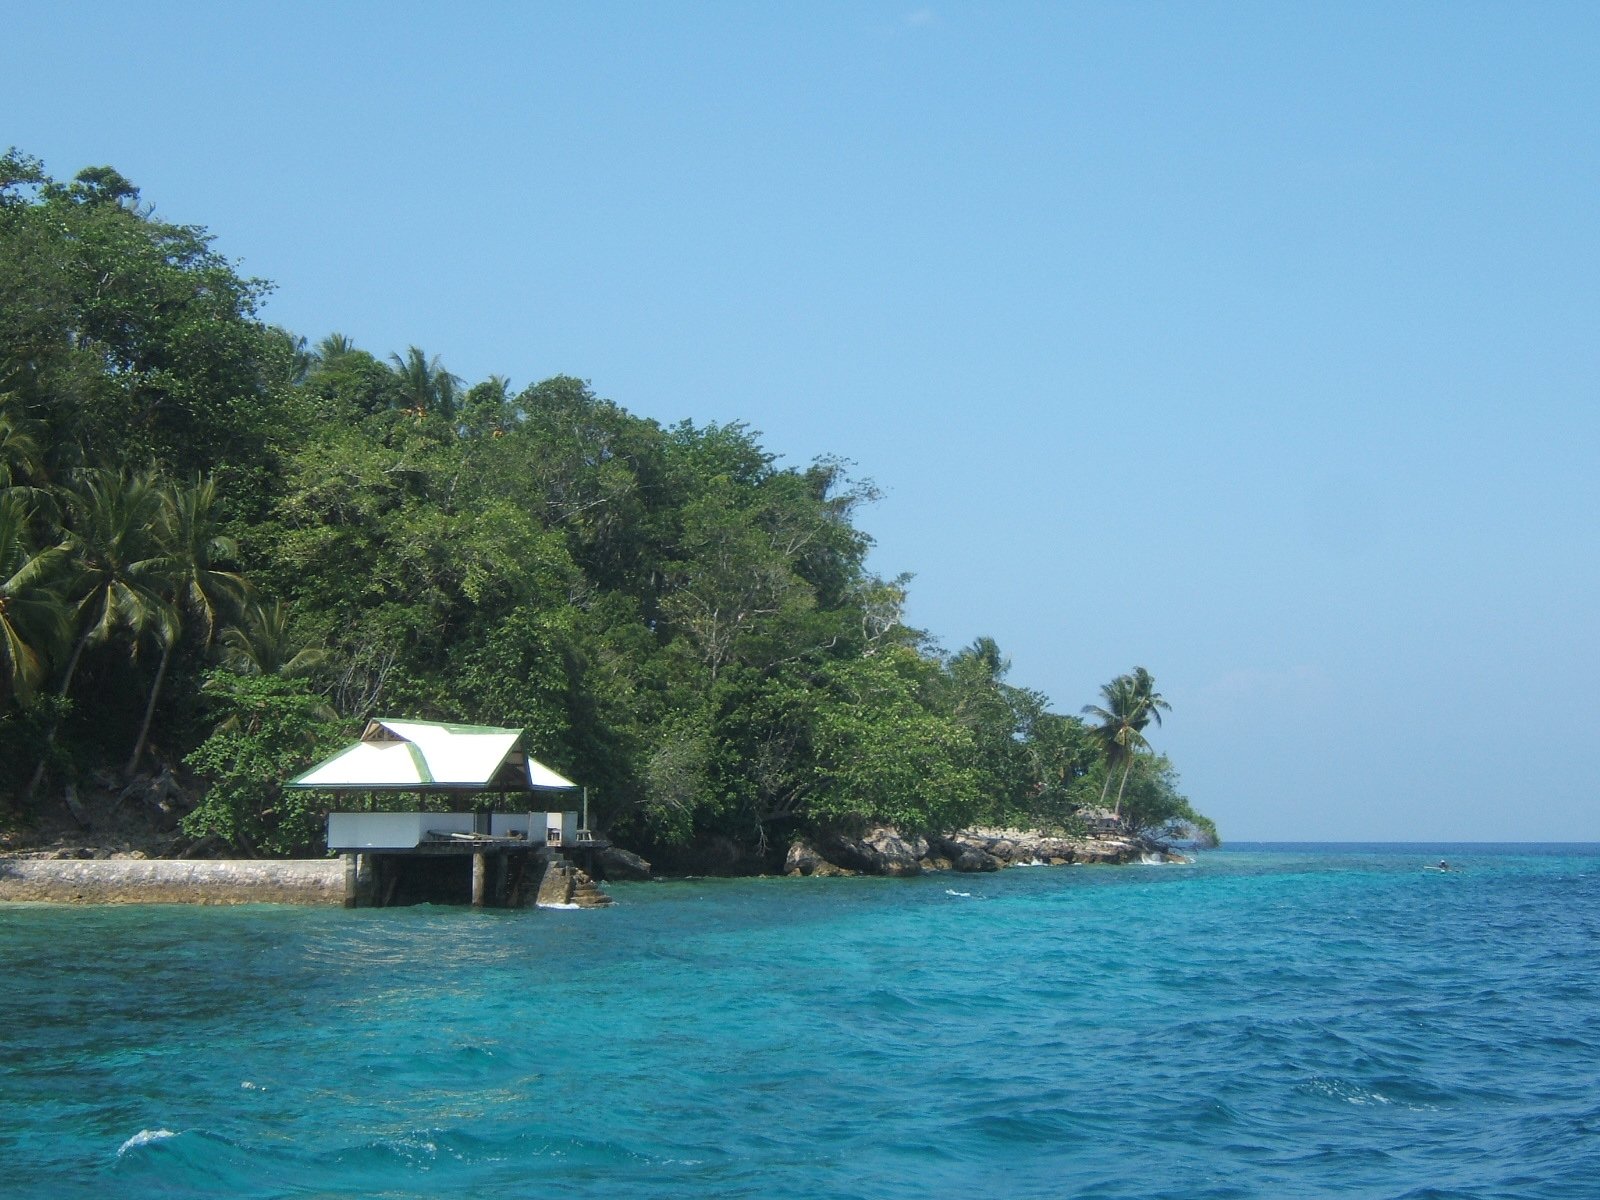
811,859,856,877
1074,838,1140,864
824,826,926,876
785,839,860,877
596,845,652,881
785,839,826,876
950,844,1002,872
934,833,1000,871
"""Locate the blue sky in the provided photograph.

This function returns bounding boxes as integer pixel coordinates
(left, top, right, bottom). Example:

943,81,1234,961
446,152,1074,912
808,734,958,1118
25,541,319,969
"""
7,2,1598,839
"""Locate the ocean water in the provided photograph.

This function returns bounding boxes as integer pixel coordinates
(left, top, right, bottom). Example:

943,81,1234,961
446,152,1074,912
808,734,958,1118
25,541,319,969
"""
2,844,1598,1199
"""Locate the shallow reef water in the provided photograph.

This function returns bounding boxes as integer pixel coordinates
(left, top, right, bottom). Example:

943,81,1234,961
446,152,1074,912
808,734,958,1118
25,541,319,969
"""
3,842,1597,1198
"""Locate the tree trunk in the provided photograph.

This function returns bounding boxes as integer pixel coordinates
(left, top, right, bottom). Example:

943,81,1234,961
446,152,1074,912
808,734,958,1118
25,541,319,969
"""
1113,756,1134,820
125,639,173,778
24,629,92,802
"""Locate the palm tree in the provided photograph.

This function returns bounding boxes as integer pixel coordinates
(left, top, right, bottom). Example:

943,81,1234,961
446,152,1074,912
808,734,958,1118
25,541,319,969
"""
270,328,313,387
221,598,326,679
315,332,356,363
0,394,58,519
389,346,462,423
125,474,248,776
0,494,69,707
1112,667,1169,815
1083,667,1171,819
956,635,1008,681
461,374,515,438
25,468,173,799
0,396,40,489
1083,673,1138,811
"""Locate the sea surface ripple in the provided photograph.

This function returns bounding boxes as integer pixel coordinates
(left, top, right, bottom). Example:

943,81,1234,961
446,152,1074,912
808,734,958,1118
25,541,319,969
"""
2,843,1597,1198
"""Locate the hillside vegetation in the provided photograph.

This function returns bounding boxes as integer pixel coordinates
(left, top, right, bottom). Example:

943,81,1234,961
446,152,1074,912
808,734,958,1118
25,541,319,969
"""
0,152,1214,863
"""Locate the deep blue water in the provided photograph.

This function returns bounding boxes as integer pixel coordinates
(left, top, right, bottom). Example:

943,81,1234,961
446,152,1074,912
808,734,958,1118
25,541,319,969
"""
2,843,1598,1199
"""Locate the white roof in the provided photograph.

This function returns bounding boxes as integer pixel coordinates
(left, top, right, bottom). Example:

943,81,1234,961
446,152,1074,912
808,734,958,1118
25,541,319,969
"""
287,719,577,791
526,758,578,789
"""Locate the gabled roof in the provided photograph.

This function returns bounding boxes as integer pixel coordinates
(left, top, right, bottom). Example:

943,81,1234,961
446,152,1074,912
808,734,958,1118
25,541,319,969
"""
286,719,577,792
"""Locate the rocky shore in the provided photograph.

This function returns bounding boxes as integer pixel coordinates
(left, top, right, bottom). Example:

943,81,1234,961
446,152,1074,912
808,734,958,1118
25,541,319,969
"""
781,825,1188,878
0,825,1183,905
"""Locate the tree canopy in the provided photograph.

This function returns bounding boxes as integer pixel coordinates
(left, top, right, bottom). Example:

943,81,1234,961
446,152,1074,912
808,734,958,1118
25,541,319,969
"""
0,152,1213,860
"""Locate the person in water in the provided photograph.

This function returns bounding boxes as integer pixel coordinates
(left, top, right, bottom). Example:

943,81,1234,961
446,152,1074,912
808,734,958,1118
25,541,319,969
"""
1438,859,1450,871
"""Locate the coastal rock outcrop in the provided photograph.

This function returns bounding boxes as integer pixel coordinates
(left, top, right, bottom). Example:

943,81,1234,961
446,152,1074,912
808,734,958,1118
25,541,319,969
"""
822,827,928,876
778,824,1189,878
932,836,1003,872
646,835,773,877
596,845,653,881
784,839,856,877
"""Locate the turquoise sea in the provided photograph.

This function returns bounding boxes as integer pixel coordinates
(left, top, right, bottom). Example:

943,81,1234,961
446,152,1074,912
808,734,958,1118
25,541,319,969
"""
3,843,1597,1199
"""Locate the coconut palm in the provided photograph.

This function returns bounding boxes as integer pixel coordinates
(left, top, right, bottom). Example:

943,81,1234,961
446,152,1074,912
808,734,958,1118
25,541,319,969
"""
1112,668,1169,814
1126,667,1169,734
0,396,41,489
315,332,356,363
1083,667,1171,819
1083,673,1138,811
221,598,326,679
0,493,69,707
955,635,1008,681
271,328,313,387
25,468,174,798
0,394,58,517
461,374,516,438
125,474,248,776
389,345,462,423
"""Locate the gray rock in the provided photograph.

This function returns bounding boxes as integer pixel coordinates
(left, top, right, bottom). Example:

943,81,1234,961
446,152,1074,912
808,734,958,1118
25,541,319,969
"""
950,845,1002,872
597,845,652,881
785,839,826,876
824,826,925,876
786,839,859,877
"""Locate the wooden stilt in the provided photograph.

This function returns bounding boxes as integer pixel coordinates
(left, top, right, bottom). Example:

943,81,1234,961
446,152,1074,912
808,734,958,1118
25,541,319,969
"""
472,851,486,906
343,852,358,908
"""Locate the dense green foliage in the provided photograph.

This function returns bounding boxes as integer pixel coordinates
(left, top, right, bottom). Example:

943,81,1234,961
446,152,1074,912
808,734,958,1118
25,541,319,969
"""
0,152,1213,859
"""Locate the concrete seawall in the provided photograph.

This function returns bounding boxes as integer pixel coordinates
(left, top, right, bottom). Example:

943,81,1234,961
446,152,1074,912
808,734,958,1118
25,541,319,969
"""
0,858,345,905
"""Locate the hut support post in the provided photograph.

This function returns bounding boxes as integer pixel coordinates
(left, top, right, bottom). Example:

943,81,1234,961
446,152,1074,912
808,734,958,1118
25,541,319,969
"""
343,853,359,908
472,851,486,907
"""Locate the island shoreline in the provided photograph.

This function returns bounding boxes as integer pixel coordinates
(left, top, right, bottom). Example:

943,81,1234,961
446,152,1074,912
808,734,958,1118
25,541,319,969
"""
0,825,1190,905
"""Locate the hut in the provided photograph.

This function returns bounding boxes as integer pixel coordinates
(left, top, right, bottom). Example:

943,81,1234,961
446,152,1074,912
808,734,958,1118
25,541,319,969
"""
287,719,602,907
1078,806,1126,837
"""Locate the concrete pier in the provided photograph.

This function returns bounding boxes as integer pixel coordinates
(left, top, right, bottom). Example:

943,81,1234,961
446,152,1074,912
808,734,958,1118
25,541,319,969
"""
0,858,345,905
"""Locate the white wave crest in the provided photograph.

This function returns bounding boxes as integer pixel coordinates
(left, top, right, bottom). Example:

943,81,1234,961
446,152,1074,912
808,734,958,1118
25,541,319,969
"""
117,1128,177,1157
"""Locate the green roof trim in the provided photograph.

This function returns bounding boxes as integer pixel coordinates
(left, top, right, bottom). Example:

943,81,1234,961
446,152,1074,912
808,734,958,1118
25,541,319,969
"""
283,717,570,794
286,741,366,787
405,741,434,783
